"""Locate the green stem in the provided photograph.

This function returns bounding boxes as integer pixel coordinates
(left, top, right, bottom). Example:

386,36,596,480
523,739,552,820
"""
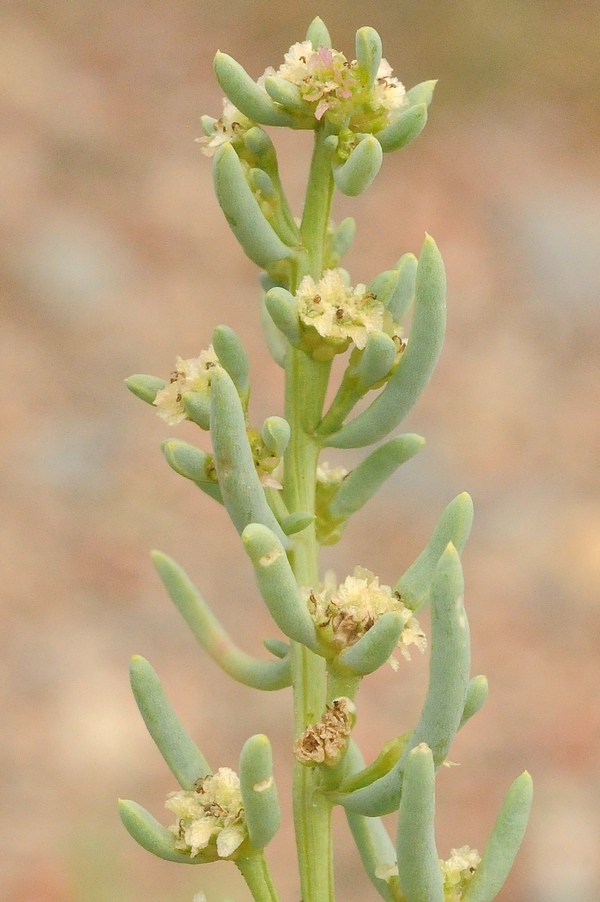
236,850,281,902
285,349,332,902
300,124,335,280
284,126,336,902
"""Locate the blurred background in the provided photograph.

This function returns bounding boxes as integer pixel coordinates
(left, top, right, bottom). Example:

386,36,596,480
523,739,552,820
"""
1,1,599,900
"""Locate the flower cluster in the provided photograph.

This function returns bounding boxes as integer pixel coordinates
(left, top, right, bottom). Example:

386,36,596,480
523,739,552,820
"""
153,347,219,426
302,566,426,663
166,768,247,860
261,41,407,128
295,269,386,354
440,846,481,901
197,99,253,157
294,697,356,766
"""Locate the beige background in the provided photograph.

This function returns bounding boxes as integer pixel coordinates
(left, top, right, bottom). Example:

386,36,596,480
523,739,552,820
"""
1,1,599,900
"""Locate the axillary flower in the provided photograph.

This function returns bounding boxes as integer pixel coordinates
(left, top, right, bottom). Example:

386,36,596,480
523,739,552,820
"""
166,767,247,860
296,269,387,357
294,697,356,766
261,40,407,129
153,347,219,426
440,846,481,901
302,566,426,663
197,99,253,157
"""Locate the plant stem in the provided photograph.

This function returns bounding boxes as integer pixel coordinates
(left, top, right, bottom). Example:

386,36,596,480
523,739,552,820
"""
284,123,336,902
285,349,332,902
236,850,281,902
300,124,335,280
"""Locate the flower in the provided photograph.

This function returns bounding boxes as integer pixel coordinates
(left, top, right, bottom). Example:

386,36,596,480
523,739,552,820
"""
261,41,407,129
316,461,349,484
153,347,219,426
196,99,252,157
302,566,426,661
374,862,399,882
440,846,481,901
294,697,356,766
372,59,407,112
296,269,385,352
166,768,247,860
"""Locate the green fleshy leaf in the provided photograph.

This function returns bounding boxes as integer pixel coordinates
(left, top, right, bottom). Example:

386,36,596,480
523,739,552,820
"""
306,16,332,49
462,773,533,902
388,253,418,324
213,325,250,398
213,144,294,270
377,103,428,154
396,744,444,902
336,611,405,676
325,235,446,448
264,287,301,347
395,492,474,611
333,135,383,197
406,79,437,108
119,800,200,864
239,734,281,849
213,52,296,127
459,675,489,729
242,523,318,649
210,368,290,547
129,655,211,788
125,374,166,405
343,741,399,902
152,551,292,691
329,435,424,521
356,27,383,87
338,543,470,816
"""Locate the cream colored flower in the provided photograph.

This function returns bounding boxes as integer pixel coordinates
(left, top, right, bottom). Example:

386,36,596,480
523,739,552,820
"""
316,461,349,484
153,347,219,426
166,767,247,860
440,846,481,901
196,99,252,157
296,269,384,351
302,566,426,660
372,59,407,112
374,861,399,882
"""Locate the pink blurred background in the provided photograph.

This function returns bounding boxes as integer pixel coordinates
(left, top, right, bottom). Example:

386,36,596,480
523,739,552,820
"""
1,1,599,900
